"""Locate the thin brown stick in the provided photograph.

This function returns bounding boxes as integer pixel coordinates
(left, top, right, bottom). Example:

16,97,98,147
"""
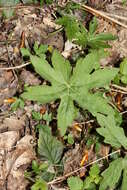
0,62,31,70
111,84,127,92
73,120,94,126
80,4,127,29
104,12,127,22
48,149,120,185
111,88,127,94
120,111,127,115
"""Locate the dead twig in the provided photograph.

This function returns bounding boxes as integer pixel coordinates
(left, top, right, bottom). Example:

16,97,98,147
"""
111,84,127,93
48,150,120,185
80,4,127,29
0,62,31,70
104,12,127,22
120,111,127,115
111,88,127,94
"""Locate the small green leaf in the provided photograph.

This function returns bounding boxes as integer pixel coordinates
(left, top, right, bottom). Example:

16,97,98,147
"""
11,98,24,111
84,164,101,189
83,177,93,189
89,164,100,177
31,179,48,190
34,42,48,57
42,112,52,125
84,178,96,190
67,176,84,190
21,48,31,57
32,160,39,173
32,111,42,121
38,125,64,164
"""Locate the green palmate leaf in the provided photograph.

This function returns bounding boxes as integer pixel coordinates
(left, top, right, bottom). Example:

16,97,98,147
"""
22,48,119,136
56,15,116,49
67,176,84,190
99,158,123,190
57,95,76,136
97,114,127,149
38,125,64,164
21,85,65,103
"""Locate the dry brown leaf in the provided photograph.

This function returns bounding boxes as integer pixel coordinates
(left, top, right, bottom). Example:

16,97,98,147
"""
20,69,41,86
3,116,26,131
0,131,20,150
0,135,35,190
63,144,82,175
97,144,110,160
0,69,18,105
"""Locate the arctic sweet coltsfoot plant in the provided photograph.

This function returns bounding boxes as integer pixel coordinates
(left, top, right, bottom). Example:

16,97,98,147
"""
21,47,119,136
56,16,117,49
